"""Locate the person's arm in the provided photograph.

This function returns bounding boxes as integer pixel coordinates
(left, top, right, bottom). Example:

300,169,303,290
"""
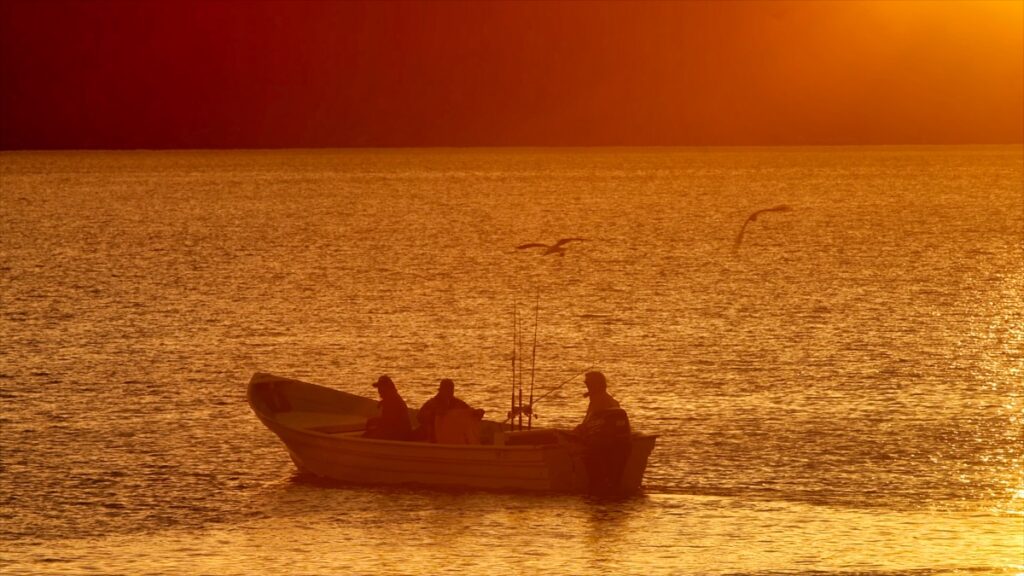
575,403,593,432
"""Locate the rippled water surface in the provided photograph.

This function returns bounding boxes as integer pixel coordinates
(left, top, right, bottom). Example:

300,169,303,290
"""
1,147,1022,574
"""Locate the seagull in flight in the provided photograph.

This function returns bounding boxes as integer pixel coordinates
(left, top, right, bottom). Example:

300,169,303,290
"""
516,237,587,256
733,205,792,252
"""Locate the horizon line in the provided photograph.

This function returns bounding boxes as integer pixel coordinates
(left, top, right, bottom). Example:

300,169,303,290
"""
3,142,1023,154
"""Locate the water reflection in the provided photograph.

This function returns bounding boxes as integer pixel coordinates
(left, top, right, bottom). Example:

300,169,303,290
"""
7,489,1019,575
583,499,647,574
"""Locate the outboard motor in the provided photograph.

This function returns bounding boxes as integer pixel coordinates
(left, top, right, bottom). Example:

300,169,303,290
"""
581,408,632,497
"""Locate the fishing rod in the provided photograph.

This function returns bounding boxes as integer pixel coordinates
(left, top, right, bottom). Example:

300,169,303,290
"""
517,309,524,431
501,367,592,425
510,300,517,432
527,290,539,430
526,366,593,414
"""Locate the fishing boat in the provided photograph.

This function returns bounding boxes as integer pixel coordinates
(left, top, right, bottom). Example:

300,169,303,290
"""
247,372,658,494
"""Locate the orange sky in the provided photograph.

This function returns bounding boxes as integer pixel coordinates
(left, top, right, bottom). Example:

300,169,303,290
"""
1,0,1021,149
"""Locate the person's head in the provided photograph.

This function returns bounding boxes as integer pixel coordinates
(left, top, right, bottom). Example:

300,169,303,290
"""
438,378,455,398
373,375,395,396
583,371,607,398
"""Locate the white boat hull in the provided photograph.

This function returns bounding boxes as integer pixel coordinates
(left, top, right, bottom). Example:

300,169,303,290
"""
248,373,657,494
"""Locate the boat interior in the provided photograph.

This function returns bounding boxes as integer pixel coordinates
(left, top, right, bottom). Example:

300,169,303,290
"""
250,373,586,447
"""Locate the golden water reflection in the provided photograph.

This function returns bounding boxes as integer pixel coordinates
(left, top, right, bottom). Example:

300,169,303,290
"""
3,491,1021,575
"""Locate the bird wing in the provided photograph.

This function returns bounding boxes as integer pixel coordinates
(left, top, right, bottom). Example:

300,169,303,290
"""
516,243,549,250
748,205,792,221
554,237,586,247
736,205,792,251
733,220,752,251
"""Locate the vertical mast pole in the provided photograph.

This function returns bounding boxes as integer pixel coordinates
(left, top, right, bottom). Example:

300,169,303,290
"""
511,300,517,432
517,312,523,431
528,290,539,430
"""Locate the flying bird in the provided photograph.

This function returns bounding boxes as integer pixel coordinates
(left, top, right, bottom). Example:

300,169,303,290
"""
516,237,586,256
733,205,793,252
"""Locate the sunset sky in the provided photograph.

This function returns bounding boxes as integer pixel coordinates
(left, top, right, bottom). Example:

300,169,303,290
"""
1,0,1021,149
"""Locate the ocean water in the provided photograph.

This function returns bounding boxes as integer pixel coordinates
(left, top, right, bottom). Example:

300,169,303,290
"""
0,147,1021,575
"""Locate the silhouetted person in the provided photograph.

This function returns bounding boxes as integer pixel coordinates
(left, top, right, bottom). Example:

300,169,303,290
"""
364,375,413,441
416,378,484,443
575,371,631,496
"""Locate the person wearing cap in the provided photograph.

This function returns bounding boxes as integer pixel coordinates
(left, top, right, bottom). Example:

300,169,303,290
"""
416,378,484,443
363,375,413,441
575,371,622,433
575,371,632,496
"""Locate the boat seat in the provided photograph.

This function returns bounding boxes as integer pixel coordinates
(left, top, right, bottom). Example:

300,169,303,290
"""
504,429,562,446
309,423,366,434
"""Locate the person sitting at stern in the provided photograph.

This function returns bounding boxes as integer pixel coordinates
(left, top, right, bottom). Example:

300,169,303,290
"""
575,371,632,496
